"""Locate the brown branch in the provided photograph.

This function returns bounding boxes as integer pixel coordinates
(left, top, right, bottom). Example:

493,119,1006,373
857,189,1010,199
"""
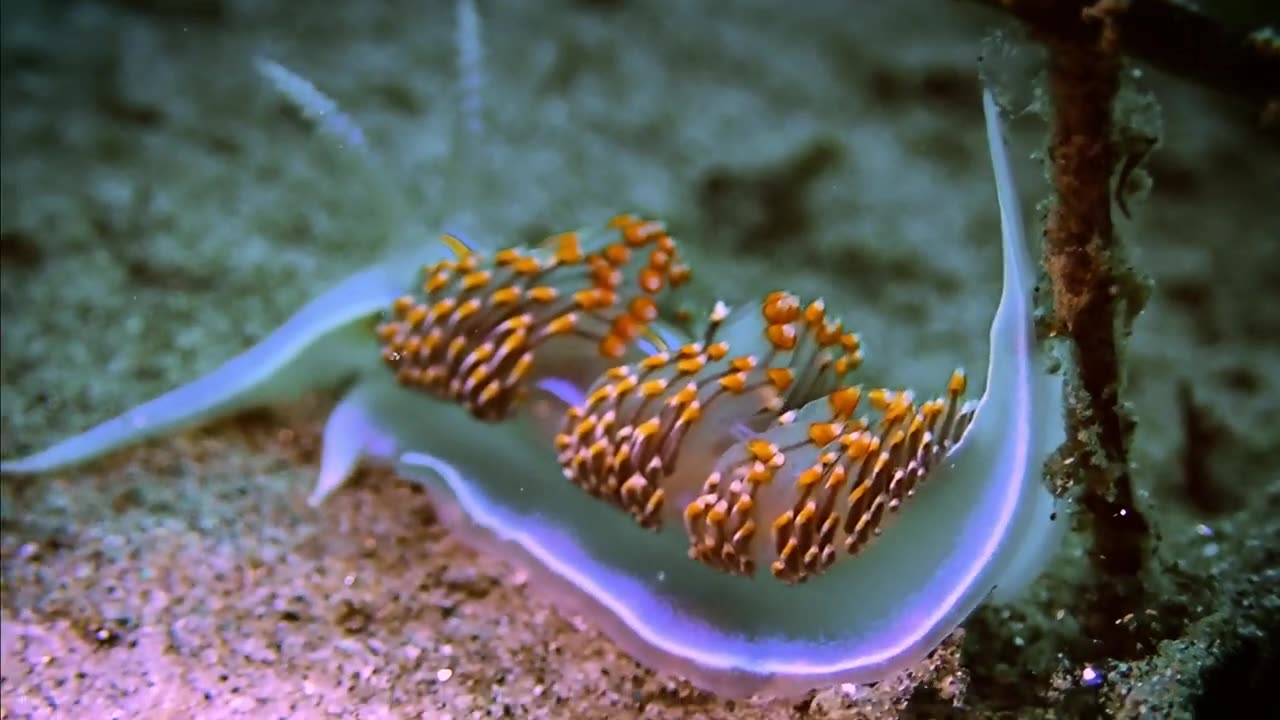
966,0,1280,122
1003,0,1154,658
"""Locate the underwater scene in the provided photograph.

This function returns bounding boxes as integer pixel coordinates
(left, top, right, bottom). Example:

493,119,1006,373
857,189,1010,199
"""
1,0,1276,718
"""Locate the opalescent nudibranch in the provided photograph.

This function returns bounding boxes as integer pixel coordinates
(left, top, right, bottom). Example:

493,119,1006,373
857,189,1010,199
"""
393,90,1066,697
1,0,1065,699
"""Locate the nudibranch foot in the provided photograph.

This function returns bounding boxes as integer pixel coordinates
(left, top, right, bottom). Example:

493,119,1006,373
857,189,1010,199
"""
0,264,405,476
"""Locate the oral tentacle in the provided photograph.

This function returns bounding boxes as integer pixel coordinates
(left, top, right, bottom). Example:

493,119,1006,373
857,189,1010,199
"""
0,264,403,476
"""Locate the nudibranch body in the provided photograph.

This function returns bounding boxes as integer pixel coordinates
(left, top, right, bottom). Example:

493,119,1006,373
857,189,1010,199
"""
394,92,1065,697
0,0,1065,701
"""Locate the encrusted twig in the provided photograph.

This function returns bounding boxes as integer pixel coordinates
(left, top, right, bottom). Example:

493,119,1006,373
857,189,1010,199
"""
967,0,1280,124
1003,0,1154,656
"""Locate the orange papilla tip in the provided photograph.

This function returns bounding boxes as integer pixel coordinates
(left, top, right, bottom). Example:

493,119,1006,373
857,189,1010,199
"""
507,353,534,384
544,314,577,336
639,267,664,294
634,417,661,440
640,352,671,370
648,249,671,270
400,335,422,356
490,286,523,306
628,296,658,323
766,367,794,391
464,364,489,390
405,304,429,327
747,439,779,463
513,257,543,275
454,297,482,320
884,394,914,423
423,327,444,352
574,288,615,310
614,376,639,398
847,478,870,505
430,297,458,319
796,465,824,489
640,378,669,397
671,383,699,406
594,265,623,289
604,243,631,266
554,232,584,264
425,271,451,294
678,403,702,425
499,329,528,356
608,213,638,229
461,270,492,291
599,335,628,359
586,385,614,409
772,510,794,532
824,463,848,490
844,432,876,458
762,292,800,324
828,387,862,418
868,388,890,410
949,369,967,395
611,314,640,341
807,422,841,447
393,295,416,313
669,264,691,286
706,342,730,360
803,300,826,325
921,399,945,420
761,292,786,322
477,379,503,406
746,463,774,485
886,429,907,452
624,221,664,247
495,313,534,334
468,342,495,363
766,323,798,351
523,285,557,304
674,354,706,374
677,343,702,358
816,319,844,346
719,372,748,393
446,335,469,361
729,356,757,372
494,248,523,265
